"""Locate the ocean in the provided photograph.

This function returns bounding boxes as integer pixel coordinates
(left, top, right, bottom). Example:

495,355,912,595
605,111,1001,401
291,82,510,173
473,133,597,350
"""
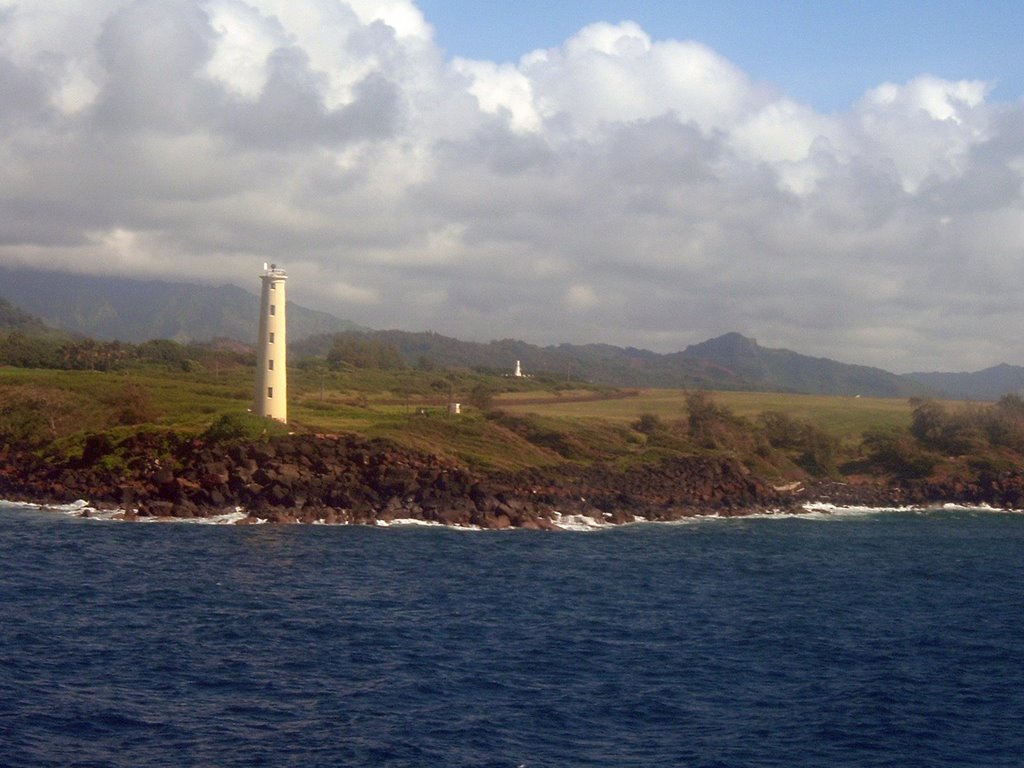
1,501,1022,767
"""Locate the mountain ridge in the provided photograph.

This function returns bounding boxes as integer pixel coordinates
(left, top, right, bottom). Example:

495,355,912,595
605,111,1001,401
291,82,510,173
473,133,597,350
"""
905,363,1024,401
3,267,1019,399
297,329,930,397
0,266,364,344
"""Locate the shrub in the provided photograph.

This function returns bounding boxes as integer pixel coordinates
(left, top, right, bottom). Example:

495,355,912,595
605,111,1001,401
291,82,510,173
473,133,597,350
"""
982,395,1024,452
908,397,987,456
685,390,744,449
106,382,157,425
0,385,82,446
632,413,665,435
862,426,939,478
203,412,286,443
468,382,497,412
758,410,839,475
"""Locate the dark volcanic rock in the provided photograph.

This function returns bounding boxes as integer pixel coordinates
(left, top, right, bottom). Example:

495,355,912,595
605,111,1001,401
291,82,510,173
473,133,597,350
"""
6,427,1021,527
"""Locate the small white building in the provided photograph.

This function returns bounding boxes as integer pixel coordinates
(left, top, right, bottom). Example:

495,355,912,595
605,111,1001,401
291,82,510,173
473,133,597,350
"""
254,263,288,423
514,360,523,377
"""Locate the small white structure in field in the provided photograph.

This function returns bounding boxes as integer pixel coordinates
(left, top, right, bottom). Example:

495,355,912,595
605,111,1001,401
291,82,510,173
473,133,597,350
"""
448,402,461,415
254,263,288,423
514,360,523,377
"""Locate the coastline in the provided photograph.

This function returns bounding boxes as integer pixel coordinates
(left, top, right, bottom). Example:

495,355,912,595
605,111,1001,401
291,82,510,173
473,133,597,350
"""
4,497,1019,530
4,431,1022,528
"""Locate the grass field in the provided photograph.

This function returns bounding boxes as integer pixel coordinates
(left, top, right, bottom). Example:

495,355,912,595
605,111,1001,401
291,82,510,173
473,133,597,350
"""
2,363,926,472
0,365,917,437
494,388,912,442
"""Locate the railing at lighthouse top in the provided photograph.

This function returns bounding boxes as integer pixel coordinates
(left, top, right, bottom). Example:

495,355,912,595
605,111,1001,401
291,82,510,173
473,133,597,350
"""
261,262,288,279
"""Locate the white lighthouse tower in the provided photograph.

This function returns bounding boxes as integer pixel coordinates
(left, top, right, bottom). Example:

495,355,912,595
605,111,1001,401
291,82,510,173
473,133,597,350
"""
254,263,288,423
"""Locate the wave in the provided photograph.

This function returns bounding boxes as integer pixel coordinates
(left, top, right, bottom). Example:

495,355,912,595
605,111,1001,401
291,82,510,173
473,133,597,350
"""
794,501,1023,518
0,499,252,525
556,502,1024,531
550,511,616,531
375,518,460,528
3,498,1022,529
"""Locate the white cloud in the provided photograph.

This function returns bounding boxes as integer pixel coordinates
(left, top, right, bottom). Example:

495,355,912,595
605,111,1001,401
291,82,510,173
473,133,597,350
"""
520,22,762,139
0,2,1022,372
451,58,540,133
345,0,430,40
851,76,993,192
203,0,283,99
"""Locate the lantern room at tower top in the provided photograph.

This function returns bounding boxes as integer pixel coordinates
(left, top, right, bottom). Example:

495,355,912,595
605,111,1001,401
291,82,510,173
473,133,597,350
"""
254,263,288,423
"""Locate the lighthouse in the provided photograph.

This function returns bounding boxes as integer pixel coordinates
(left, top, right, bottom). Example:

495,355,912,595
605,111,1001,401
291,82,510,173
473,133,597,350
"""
254,263,288,422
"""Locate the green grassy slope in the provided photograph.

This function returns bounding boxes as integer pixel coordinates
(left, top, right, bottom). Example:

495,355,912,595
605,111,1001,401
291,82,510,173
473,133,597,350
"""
0,362,920,478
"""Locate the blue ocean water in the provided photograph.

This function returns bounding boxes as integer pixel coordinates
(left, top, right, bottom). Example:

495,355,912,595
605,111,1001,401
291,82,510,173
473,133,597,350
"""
1,504,1022,768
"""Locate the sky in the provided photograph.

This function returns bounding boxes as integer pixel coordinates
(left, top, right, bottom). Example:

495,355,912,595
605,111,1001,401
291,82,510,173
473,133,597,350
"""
1,1,1023,373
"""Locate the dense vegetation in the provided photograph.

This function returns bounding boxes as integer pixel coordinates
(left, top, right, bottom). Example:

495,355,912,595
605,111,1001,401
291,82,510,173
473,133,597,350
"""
0,330,253,372
861,395,1024,478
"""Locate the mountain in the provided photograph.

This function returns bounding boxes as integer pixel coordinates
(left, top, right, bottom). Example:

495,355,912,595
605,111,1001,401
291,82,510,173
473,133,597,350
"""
904,364,1024,401
677,332,927,397
297,329,930,397
0,267,364,344
2,265,999,399
0,296,70,340
295,329,701,386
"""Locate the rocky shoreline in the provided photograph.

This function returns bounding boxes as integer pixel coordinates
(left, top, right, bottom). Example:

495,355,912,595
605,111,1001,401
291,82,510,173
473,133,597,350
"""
2,431,1023,527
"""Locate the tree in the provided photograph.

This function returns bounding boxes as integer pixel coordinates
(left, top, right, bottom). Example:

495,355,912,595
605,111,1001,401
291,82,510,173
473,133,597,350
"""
685,390,735,448
759,410,838,475
862,426,938,478
468,382,496,412
909,398,947,446
984,394,1024,451
909,398,985,455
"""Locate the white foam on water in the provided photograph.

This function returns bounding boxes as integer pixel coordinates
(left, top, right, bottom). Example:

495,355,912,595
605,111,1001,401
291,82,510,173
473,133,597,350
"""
934,502,1024,514
5,497,1023,529
376,518,481,530
179,510,251,525
793,502,1024,519
550,511,616,531
0,499,42,510
0,498,264,525
30,499,106,518
598,503,1024,527
376,518,440,527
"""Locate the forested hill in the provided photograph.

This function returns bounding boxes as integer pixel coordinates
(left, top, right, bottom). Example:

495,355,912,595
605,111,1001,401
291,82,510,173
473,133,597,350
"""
296,330,930,397
0,267,363,344
906,364,1024,401
0,297,69,340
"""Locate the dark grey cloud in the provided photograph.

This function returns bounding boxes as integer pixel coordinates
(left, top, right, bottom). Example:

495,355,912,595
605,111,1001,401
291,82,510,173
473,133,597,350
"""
92,0,215,131
0,56,53,127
